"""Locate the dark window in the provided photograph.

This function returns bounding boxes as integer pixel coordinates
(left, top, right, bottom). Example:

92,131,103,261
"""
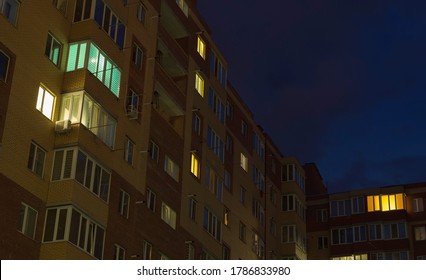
0,50,9,82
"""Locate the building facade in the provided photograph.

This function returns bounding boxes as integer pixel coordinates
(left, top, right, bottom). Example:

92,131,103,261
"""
305,163,426,260
0,0,307,260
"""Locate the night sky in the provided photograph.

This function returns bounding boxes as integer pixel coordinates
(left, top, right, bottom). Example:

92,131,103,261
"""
198,0,426,193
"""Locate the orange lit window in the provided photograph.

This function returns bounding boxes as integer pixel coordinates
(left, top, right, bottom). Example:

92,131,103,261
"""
367,193,405,212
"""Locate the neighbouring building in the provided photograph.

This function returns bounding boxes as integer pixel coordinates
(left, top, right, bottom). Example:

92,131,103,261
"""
305,163,426,260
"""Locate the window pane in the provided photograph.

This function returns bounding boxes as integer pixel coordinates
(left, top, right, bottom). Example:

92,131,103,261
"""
67,44,78,71
22,205,37,238
396,194,404,210
43,209,57,242
77,42,87,69
69,209,80,245
56,208,68,240
381,195,389,211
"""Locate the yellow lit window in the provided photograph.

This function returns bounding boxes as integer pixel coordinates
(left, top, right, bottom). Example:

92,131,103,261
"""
367,193,406,212
197,36,206,59
195,73,204,96
36,86,55,120
190,153,200,178
240,153,248,172
396,193,404,210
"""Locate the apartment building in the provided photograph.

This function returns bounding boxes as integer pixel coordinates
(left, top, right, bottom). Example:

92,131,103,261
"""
305,163,426,260
0,0,307,260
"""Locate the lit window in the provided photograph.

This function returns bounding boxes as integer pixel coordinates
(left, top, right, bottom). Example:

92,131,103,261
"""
45,33,62,66
53,0,67,15
240,153,248,172
164,155,179,182
252,232,265,258
197,36,206,59
124,137,134,165
17,203,37,239
132,42,143,69
414,226,426,241
66,41,121,96
143,240,152,260
59,92,116,147
27,142,46,177
137,2,146,24
175,0,188,17
0,50,10,82
114,244,125,260
81,94,116,148
161,202,176,229
119,189,130,218
190,153,200,178
36,85,55,120
223,207,230,227
0,0,20,26
367,194,405,212
195,72,204,96
146,188,156,212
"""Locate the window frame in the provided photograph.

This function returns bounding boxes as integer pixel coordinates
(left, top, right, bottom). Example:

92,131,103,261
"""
118,189,130,218
161,202,176,229
195,72,204,96
0,49,10,83
190,152,200,178
114,244,125,260
164,155,180,182
131,42,144,70
45,32,62,66
146,188,156,212
197,36,206,59
17,203,38,239
124,137,134,165
137,1,146,24
27,141,46,177
36,85,55,120
0,0,20,26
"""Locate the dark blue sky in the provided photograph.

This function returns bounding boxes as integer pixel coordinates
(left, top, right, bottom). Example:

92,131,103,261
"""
198,0,426,193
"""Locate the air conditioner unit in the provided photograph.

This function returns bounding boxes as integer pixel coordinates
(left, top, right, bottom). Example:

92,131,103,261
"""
55,120,71,133
127,105,138,120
